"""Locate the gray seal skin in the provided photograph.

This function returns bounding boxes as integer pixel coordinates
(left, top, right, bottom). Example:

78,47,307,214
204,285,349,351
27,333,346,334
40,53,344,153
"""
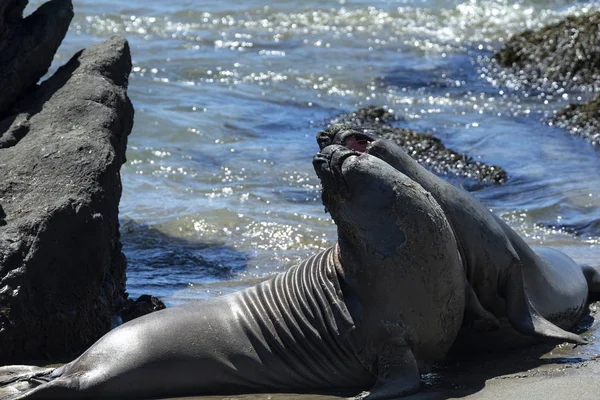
317,125,595,345
314,145,465,399
0,146,465,400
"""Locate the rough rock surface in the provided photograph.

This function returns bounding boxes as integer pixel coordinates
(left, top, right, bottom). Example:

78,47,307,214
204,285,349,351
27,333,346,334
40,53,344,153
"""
493,11,600,147
120,294,166,324
549,94,600,147
328,104,397,126
494,11,600,93
0,36,134,363
0,0,73,116
328,107,508,183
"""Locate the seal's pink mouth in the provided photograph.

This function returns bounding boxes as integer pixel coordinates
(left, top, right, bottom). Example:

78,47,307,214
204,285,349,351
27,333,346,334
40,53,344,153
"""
344,135,372,152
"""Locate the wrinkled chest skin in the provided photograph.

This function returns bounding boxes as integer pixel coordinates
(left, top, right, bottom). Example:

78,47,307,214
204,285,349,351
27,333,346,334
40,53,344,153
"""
313,145,466,399
223,246,374,391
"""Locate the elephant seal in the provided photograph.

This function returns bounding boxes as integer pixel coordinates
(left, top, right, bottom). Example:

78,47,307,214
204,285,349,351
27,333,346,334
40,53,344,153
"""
0,146,465,400
317,124,596,345
313,145,465,399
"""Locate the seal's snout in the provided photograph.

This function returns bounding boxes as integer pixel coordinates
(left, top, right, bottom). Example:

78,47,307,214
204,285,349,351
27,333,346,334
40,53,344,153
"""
313,145,361,180
313,145,363,209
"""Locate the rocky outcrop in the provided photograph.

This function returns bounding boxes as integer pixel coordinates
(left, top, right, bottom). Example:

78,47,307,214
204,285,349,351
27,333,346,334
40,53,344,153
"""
549,93,600,147
494,11,600,93
120,295,166,324
328,105,397,126
328,107,508,183
0,0,73,116
0,0,135,361
494,11,600,147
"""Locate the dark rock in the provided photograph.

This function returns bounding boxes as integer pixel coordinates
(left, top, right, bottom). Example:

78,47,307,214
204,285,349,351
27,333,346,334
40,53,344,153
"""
0,0,73,116
0,36,134,363
329,105,397,126
119,295,166,324
549,93,600,147
327,107,508,183
493,11,600,147
494,11,600,92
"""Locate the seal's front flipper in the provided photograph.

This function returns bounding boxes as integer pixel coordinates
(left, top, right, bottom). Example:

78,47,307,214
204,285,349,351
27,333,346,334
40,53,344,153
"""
0,366,53,386
505,267,586,344
464,281,500,331
0,365,54,399
355,345,420,400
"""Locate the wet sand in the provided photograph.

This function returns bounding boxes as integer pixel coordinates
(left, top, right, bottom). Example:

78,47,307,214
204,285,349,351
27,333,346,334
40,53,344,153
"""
165,304,600,400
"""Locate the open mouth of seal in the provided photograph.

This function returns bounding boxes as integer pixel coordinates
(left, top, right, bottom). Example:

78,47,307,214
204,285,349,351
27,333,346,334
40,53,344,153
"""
313,130,380,191
343,133,374,153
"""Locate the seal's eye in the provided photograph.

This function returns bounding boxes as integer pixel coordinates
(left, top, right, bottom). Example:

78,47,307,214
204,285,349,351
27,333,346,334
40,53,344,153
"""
344,135,372,152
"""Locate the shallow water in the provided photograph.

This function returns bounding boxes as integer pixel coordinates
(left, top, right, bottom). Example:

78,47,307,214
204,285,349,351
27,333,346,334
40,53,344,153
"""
27,0,599,307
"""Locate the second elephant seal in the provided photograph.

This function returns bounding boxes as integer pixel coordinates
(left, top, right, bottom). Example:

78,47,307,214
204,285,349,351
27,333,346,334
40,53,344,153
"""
318,124,596,346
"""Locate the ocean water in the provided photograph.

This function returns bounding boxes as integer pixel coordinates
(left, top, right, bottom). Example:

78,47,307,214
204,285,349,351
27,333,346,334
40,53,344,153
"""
28,0,600,305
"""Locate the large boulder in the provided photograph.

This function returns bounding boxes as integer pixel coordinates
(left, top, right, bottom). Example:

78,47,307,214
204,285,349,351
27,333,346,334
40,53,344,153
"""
0,36,134,363
0,0,73,116
329,106,508,183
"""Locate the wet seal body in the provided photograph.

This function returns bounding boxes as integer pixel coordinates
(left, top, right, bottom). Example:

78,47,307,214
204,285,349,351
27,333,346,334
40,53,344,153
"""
318,124,596,345
313,145,465,399
0,147,465,399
